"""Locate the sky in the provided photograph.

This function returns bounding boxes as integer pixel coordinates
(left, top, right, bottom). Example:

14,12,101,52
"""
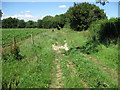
1,1,119,21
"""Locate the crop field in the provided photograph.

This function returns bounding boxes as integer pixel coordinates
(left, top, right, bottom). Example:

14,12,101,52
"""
2,28,118,88
2,29,47,46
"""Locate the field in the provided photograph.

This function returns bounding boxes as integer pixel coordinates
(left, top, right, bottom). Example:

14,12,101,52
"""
2,28,118,88
2,29,47,46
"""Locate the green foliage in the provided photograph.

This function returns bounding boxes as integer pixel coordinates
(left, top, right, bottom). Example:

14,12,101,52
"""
63,23,70,28
91,44,118,69
1,14,67,29
66,2,107,31
40,14,67,29
2,47,23,62
37,19,43,28
26,20,37,28
88,18,120,45
81,18,119,54
53,14,67,28
2,17,19,28
42,16,54,28
2,52,15,62
11,40,23,60
2,18,37,28
17,20,26,28
81,40,99,54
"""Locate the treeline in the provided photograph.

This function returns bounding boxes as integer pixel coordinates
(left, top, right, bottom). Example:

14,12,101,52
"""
2,14,67,29
2,2,107,31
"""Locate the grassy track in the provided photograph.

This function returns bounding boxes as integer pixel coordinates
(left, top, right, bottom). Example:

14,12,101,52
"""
2,29,118,88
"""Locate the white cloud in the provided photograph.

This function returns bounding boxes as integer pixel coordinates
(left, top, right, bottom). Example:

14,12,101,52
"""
14,14,34,18
58,5,66,8
21,10,31,14
2,10,54,22
1,14,44,21
25,10,31,13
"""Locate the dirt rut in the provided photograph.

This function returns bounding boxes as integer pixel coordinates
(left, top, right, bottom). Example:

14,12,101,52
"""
66,60,88,88
51,43,64,88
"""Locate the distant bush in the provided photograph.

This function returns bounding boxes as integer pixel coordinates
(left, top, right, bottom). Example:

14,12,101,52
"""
88,18,120,45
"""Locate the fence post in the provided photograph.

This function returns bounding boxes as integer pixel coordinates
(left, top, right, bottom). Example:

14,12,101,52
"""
13,37,16,46
39,33,41,39
31,34,34,44
11,37,18,59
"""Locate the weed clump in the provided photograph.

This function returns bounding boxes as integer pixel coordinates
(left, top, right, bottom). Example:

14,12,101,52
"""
11,37,23,60
2,37,23,61
81,40,99,54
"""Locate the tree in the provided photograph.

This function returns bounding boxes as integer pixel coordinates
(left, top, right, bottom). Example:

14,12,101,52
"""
26,20,36,28
66,2,107,31
42,16,54,28
59,14,67,28
0,10,2,28
37,19,43,28
33,22,37,28
53,14,67,28
17,20,26,28
2,17,19,28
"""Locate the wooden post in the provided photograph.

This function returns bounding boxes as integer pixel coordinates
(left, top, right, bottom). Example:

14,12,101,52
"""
31,34,34,44
12,37,17,52
12,37,18,59
13,37,16,45
39,33,41,39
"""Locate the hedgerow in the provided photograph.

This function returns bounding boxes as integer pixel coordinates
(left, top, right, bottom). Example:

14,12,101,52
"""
88,18,120,45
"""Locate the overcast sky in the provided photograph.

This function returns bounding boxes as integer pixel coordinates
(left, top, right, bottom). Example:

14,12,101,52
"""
1,1,119,21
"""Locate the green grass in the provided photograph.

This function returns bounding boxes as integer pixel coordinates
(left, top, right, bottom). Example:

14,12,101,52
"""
2,28,47,45
2,30,55,88
62,49,118,88
91,44,118,70
2,28,118,88
60,55,84,88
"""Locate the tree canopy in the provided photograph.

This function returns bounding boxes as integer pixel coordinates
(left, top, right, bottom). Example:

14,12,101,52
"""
17,20,26,28
66,2,107,31
2,17,19,28
42,16,54,28
26,20,37,28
